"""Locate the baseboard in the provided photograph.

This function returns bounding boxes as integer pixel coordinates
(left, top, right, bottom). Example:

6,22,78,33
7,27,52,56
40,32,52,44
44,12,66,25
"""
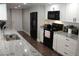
23,30,30,36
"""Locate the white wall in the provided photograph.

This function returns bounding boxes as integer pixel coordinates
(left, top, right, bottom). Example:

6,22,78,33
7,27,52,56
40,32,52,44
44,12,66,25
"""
0,4,7,20
23,5,45,41
11,9,23,31
6,9,12,29
22,9,30,35
6,9,23,31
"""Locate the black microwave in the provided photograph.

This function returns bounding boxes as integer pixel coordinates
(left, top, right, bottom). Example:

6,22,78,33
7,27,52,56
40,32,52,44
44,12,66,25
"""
48,11,60,20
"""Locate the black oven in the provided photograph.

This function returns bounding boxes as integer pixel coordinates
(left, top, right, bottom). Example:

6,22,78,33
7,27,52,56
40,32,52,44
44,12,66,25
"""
43,23,63,49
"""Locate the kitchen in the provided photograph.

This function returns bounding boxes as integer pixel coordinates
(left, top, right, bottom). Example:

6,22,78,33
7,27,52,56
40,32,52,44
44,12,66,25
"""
0,3,79,56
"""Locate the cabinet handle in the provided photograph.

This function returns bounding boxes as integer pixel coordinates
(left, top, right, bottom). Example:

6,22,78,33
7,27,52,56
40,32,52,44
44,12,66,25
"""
64,52,68,54
66,39,69,41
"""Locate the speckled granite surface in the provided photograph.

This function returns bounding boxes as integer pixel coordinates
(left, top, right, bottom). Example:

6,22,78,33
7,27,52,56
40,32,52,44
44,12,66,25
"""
54,31,79,40
0,30,42,56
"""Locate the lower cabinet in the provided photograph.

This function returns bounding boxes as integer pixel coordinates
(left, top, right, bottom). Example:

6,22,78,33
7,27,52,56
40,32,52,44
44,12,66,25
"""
40,28,44,43
53,32,78,56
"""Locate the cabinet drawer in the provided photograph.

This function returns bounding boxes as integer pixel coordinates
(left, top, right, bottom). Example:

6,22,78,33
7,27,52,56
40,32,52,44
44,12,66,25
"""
63,43,77,52
64,38,77,48
54,34,65,39
63,48,75,56
65,37,77,43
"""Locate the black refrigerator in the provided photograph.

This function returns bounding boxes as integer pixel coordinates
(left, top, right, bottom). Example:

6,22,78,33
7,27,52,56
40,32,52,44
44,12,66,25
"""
30,12,38,40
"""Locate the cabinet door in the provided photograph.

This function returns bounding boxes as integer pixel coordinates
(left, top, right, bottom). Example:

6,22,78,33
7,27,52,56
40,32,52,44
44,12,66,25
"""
76,4,79,23
53,33,58,51
0,4,7,20
56,34,65,54
40,28,43,43
65,4,77,22
53,33,65,54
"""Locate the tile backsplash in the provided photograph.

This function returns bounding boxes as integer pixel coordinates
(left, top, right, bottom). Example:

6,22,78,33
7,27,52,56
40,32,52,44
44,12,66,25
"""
63,21,79,29
63,21,79,35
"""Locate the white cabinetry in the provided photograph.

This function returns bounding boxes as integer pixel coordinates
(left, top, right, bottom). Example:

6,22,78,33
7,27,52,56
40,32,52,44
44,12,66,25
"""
53,34,57,51
65,3,79,23
76,4,79,23
56,35,65,55
63,37,77,56
0,4,7,20
65,4,77,22
53,33,65,55
53,32,78,56
40,28,43,43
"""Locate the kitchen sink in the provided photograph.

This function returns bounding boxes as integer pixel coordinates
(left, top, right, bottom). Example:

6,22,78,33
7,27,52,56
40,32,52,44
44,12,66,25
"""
4,34,20,41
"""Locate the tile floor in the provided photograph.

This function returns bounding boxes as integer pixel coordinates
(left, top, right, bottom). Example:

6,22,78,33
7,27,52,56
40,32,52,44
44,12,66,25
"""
18,31,61,56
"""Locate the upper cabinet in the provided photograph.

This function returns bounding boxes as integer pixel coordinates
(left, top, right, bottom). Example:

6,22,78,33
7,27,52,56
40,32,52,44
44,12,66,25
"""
64,3,79,23
0,4,7,20
45,3,79,23
65,3,77,22
76,4,79,23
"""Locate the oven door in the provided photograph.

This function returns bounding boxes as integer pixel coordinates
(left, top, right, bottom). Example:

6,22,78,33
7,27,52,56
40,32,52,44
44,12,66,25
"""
43,29,53,49
45,30,50,38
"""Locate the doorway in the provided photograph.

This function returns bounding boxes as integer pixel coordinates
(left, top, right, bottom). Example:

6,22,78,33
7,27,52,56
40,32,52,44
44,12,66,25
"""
30,12,38,40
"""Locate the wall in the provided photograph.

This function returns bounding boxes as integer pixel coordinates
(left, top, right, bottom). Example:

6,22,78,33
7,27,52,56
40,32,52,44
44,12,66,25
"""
6,9,12,29
11,9,23,31
22,9,30,35
23,5,45,41
6,9,23,31
0,4,7,20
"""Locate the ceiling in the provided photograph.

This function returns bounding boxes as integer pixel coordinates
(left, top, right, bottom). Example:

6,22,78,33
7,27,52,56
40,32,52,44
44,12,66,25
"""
7,3,48,9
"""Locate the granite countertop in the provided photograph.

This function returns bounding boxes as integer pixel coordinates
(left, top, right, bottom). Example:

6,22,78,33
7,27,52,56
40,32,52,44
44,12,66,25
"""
54,31,79,40
0,29,42,56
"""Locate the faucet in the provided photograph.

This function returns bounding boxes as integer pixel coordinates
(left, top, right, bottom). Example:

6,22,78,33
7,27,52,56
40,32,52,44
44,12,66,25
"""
0,20,7,36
